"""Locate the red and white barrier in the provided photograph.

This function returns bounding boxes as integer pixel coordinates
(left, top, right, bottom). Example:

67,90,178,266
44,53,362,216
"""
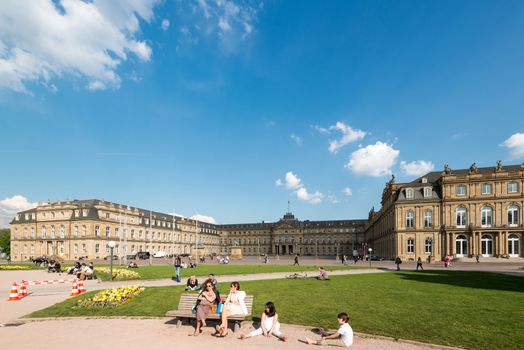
7,279,87,301
20,278,76,286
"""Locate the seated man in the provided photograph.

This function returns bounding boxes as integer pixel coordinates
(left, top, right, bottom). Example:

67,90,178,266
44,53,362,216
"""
78,263,94,280
127,261,138,268
316,267,329,280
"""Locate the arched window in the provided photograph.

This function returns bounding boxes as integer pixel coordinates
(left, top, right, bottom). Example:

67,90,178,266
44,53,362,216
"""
481,234,493,256
508,205,520,227
508,234,520,257
51,225,56,239
456,208,467,228
406,211,414,228
456,235,468,257
481,207,493,227
106,226,110,237
60,225,65,238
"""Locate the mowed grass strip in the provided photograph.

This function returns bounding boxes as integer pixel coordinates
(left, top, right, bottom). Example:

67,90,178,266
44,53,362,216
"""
27,271,524,350
91,263,369,281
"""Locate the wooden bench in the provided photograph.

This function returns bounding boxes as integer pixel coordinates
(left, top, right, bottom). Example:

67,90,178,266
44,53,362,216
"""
165,293,253,332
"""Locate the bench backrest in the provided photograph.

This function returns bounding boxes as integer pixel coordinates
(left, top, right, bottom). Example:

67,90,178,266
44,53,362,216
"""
178,293,254,315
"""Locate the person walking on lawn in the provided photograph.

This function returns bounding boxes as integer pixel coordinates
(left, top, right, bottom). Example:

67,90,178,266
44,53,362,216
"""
293,254,300,266
395,256,402,271
416,257,423,271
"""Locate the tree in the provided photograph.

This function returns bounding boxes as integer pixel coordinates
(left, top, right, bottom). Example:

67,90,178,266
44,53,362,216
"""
0,228,10,257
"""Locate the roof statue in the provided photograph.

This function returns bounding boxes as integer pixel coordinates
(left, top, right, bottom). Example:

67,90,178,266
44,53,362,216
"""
443,164,452,175
469,162,478,174
495,160,504,172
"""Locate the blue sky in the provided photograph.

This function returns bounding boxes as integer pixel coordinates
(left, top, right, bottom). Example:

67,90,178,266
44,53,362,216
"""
1,0,524,226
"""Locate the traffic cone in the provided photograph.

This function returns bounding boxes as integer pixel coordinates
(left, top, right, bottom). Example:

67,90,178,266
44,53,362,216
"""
78,279,86,294
7,283,20,301
19,284,28,298
70,280,79,296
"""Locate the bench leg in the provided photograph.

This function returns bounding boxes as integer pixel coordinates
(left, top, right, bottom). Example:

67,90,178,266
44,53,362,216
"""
176,318,182,328
233,321,240,333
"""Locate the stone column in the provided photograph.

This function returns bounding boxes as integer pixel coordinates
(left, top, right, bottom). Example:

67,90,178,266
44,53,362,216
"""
451,233,456,256
495,233,499,257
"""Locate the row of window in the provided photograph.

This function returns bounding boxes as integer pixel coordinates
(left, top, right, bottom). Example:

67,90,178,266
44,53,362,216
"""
455,206,520,227
456,182,519,196
405,211,433,228
405,187,432,199
404,205,521,228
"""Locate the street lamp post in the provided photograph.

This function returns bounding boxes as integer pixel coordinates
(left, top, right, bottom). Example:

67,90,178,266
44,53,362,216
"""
107,241,116,281
368,247,373,268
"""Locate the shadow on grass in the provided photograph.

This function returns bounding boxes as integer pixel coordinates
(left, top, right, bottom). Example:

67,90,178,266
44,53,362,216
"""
396,270,524,292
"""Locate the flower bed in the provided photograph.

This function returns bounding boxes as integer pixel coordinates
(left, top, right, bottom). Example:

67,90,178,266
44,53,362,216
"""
76,284,145,308
0,265,32,270
96,267,140,280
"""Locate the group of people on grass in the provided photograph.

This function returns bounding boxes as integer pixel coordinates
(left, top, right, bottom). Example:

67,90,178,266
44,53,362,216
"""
66,261,94,280
188,272,353,347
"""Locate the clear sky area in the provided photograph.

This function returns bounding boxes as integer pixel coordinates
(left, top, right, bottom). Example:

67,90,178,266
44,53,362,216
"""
1,0,523,226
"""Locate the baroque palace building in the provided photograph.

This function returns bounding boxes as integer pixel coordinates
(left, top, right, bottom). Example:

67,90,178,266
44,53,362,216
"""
9,199,366,261
366,162,524,261
9,162,523,262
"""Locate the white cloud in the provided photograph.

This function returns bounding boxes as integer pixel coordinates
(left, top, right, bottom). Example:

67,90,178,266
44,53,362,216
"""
327,195,339,204
0,195,37,228
346,141,400,177
296,188,323,205
281,171,302,190
311,125,330,134
194,0,259,40
0,0,159,93
328,122,367,153
290,134,302,145
161,18,170,31
342,187,353,196
501,133,524,159
400,160,435,176
218,18,231,32
190,214,217,224
276,171,323,204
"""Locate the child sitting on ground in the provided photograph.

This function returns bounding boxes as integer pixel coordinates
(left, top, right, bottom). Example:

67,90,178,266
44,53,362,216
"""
305,312,353,347
240,301,288,341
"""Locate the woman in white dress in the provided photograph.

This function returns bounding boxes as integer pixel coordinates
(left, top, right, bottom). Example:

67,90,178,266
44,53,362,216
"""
240,301,288,341
217,281,247,337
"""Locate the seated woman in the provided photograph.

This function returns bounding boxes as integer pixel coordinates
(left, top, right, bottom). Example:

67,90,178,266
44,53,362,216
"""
216,281,247,337
316,267,329,280
185,275,200,291
193,279,217,336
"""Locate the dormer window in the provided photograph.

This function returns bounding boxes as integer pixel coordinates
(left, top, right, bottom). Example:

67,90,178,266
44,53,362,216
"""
406,188,414,199
423,187,432,198
421,177,428,184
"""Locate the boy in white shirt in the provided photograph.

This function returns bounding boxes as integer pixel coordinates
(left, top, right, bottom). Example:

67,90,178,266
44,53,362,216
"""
305,312,353,347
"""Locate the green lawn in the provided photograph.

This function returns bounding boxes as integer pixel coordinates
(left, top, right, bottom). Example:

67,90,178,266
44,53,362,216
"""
91,264,368,281
27,270,524,350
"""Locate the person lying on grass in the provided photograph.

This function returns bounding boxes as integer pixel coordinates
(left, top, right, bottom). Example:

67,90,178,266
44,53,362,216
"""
305,312,353,347
239,301,288,342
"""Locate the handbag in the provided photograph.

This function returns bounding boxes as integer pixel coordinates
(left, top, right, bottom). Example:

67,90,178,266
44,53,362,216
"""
211,303,217,314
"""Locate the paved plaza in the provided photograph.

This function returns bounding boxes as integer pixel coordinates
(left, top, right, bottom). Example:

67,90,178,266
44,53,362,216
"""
0,259,522,349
